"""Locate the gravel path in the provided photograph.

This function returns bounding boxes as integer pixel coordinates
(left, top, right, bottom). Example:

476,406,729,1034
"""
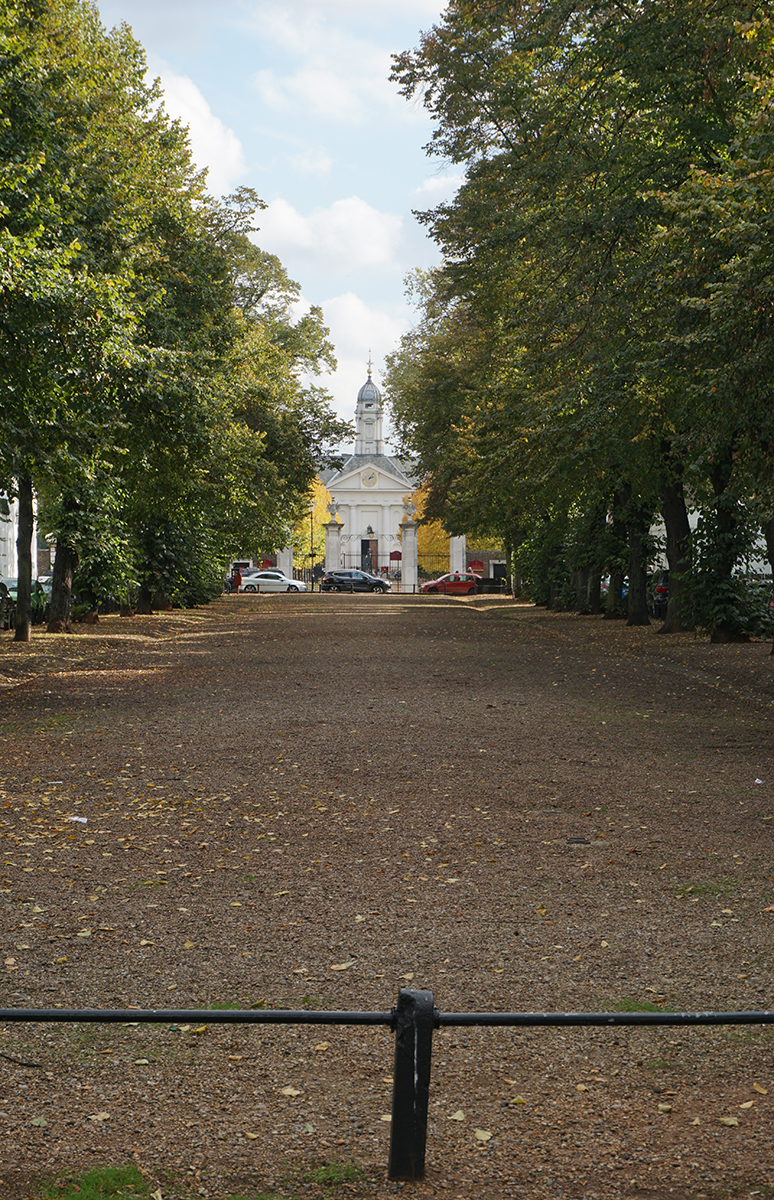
1,594,773,1200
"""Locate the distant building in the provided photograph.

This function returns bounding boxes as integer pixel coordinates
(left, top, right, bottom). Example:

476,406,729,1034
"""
0,493,41,579
320,366,419,574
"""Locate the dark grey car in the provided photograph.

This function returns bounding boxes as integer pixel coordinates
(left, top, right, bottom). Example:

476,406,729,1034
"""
320,569,391,593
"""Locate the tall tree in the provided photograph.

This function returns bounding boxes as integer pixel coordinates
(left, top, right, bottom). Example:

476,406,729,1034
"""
389,0,774,628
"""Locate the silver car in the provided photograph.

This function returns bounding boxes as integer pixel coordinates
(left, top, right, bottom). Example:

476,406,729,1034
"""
238,570,307,593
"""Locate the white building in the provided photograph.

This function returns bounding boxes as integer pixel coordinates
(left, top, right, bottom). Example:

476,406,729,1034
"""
319,368,419,577
0,493,40,580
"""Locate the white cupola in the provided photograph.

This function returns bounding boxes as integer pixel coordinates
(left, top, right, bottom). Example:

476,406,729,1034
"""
354,363,384,456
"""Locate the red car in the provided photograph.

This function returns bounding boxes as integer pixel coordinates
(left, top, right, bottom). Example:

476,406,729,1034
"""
420,571,480,595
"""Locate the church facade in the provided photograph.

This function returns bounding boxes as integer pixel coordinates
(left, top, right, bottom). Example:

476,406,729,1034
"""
319,368,419,578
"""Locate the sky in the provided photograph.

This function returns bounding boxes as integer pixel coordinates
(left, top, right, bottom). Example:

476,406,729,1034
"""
96,0,459,446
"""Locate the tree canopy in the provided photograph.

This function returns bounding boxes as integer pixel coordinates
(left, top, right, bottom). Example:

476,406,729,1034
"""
0,0,348,634
386,0,774,638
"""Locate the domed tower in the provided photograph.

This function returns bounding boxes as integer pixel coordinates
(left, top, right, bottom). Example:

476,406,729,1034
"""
354,363,384,456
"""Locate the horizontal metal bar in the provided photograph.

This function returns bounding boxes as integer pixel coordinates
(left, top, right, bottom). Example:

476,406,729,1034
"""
0,1008,394,1026
436,1010,774,1027
1,1007,772,1029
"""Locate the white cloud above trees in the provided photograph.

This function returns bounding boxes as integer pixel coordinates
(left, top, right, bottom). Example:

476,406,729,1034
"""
154,65,246,197
256,197,403,275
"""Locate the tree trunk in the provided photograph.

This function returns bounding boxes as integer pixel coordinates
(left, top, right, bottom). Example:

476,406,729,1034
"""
603,507,627,619
588,570,602,614
618,483,651,627
13,473,34,643
47,540,78,633
764,517,774,656
571,565,591,612
137,582,154,614
709,452,742,643
659,473,693,633
626,521,651,626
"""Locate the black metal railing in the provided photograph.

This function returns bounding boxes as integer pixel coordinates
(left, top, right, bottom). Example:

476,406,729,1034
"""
2,990,773,1181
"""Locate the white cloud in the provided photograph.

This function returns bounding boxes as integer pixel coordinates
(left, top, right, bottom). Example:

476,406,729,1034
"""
414,173,465,196
247,7,420,126
254,65,367,123
154,65,246,197
287,151,334,177
256,197,403,275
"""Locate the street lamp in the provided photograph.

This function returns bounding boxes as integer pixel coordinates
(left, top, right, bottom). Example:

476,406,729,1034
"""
309,504,316,591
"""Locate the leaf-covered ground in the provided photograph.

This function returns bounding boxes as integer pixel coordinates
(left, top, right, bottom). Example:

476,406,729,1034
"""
1,594,773,1200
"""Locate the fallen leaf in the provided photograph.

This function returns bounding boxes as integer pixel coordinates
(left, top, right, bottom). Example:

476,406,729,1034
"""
31,1116,48,1127
753,1083,768,1095
691,1117,702,1126
330,960,354,971
508,1096,526,1106
88,1112,111,1122
192,1025,207,1035
183,941,195,949
658,1104,672,1113
303,1122,315,1133
151,1191,163,1200
718,1116,739,1127
739,1100,754,1109
355,915,365,923
280,1086,301,1097
245,1131,259,1140
448,1110,465,1121
139,940,154,947
600,940,609,948
474,1128,492,1142
380,1114,392,1122
576,1084,588,1092
314,1041,330,1052
134,1059,150,1065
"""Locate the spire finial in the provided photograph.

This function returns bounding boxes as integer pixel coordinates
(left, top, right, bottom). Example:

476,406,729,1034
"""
367,349,373,376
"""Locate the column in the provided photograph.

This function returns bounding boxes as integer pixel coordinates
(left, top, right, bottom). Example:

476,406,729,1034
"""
276,547,293,577
449,535,467,574
400,519,418,594
324,521,343,571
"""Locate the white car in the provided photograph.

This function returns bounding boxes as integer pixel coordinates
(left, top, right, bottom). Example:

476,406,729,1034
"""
239,570,307,593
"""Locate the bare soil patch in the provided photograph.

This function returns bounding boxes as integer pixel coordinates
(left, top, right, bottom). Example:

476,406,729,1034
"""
1,594,773,1200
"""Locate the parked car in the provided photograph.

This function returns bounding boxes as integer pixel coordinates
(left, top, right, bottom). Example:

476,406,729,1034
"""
650,570,669,619
420,571,479,595
1,577,48,624
239,570,307,593
0,579,13,629
320,569,391,593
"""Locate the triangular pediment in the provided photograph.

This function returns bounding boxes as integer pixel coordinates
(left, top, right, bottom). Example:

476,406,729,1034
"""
324,453,417,491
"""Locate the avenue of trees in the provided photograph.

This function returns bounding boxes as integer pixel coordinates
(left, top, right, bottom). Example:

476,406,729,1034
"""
0,0,348,640
385,0,774,640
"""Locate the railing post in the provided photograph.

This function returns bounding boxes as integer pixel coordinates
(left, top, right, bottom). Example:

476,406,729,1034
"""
388,988,436,1180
